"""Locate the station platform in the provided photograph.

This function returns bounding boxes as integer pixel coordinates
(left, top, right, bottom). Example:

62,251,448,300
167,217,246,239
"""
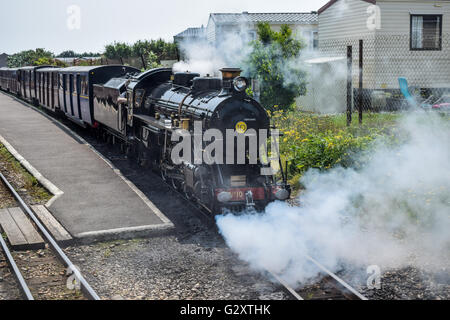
0,93,174,242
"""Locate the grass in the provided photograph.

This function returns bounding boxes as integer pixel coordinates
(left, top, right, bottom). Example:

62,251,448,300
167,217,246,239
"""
330,112,401,130
0,142,52,204
271,108,403,193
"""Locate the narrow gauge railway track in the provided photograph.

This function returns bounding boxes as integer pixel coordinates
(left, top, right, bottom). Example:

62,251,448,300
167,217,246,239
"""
0,171,100,300
268,257,368,300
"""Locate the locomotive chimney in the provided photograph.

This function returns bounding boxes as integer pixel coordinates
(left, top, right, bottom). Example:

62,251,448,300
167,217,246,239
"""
220,68,242,81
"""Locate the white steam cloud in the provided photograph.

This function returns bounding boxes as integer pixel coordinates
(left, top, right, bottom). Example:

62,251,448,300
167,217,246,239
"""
217,112,450,287
173,22,350,114
173,24,254,76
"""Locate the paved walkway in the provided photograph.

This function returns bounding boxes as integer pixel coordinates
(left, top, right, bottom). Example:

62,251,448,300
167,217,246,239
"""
0,93,173,240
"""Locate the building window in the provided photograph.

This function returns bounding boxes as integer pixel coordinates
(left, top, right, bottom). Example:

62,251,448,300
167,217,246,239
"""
313,31,319,49
410,15,442,50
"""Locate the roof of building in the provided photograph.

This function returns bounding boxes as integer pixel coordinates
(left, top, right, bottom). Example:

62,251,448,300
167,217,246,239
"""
210,12,318,25
174,27,206,38
318,0,376,15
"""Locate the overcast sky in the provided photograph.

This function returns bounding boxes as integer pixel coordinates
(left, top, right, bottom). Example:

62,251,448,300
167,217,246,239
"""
0,0,328,55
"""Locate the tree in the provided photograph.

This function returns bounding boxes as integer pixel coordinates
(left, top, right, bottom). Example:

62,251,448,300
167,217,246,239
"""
57,50,100,58
245,23,307,111
146,51,160,69
58,50,77,58
7,48,55,67
104,39,178,68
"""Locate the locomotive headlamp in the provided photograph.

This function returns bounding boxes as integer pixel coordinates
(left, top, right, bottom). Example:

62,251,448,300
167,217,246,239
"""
233,77,248,92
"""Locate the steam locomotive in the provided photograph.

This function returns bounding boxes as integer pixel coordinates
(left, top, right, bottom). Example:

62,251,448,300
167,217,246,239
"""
0,65,290,214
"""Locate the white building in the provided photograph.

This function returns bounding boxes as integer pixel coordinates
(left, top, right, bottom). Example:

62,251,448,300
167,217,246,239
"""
318,0,450,97
174,26,207,45
206,12,319,49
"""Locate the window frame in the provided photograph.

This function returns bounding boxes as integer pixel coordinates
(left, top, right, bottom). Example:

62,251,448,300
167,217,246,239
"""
410,14,443,51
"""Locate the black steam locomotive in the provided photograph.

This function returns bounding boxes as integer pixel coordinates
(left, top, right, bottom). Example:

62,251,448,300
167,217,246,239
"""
0,65,290,214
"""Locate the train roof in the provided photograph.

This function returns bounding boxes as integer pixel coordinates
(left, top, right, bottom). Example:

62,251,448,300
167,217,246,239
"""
18,65,52,71
36,67,63,72
0,67,20,71
59,65,139,73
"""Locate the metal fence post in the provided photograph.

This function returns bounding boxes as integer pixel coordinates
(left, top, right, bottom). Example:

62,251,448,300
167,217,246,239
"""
347,45,353,126
359,39,363,124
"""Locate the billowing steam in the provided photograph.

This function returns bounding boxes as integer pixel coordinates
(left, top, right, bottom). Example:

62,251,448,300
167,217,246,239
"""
173,23,254,76
217,112,450,287
173,22,350,114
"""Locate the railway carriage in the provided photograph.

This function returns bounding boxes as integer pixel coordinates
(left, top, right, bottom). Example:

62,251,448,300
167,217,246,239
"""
58,66,139,127
18,66,51,103
36,67,59,111
0,67,19,93
0,67,7,90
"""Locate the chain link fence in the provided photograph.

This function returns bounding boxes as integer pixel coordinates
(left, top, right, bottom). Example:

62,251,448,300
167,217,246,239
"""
297,33,450,114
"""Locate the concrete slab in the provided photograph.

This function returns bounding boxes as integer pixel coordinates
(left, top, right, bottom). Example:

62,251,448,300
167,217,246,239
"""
32,205,72,243
0,92,174,241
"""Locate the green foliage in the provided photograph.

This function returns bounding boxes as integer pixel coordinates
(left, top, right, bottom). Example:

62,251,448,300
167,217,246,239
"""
7,48,55,67
57,50,77,58
146,51,161,69
105,42,132,60
0,143,52,203
34,57,67,67
245,23,306,111
270,108,401,192
76,59,101,67
105,39,178,68
57,50,100,58
289,131,376,174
